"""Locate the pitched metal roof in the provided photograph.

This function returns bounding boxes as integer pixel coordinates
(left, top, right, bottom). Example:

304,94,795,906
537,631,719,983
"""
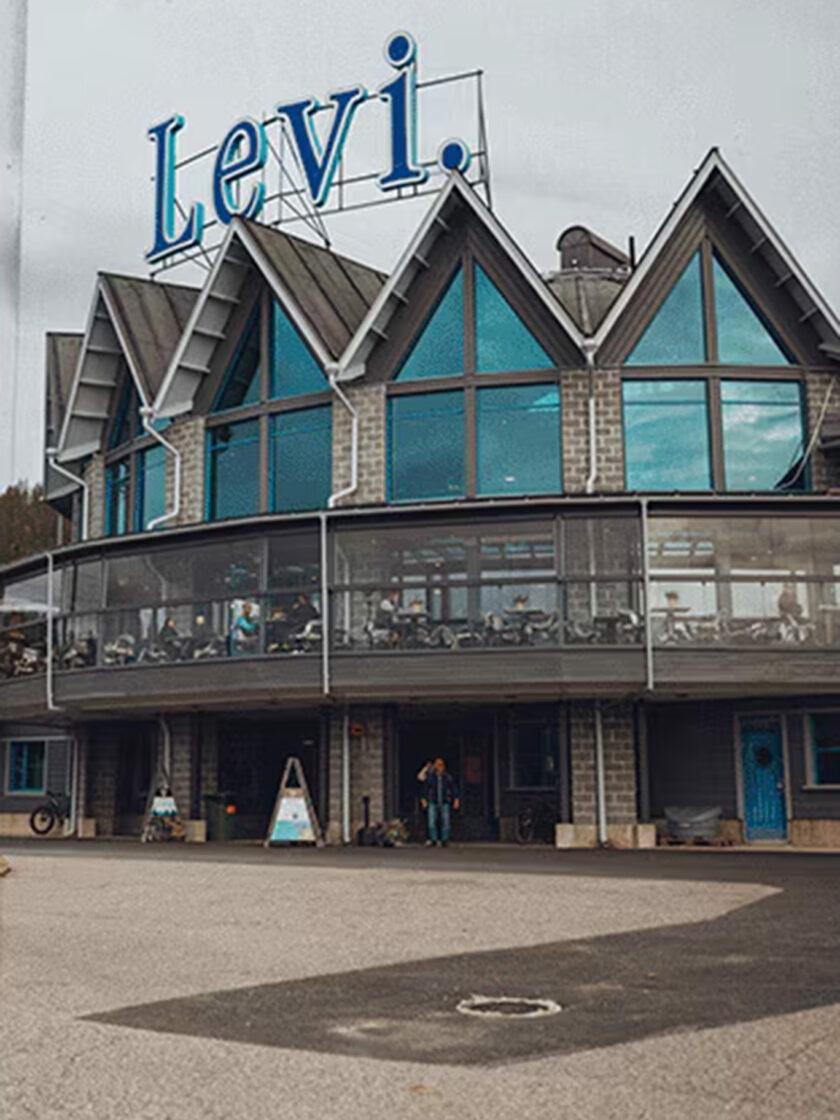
154,219,386,419
45,333,83,449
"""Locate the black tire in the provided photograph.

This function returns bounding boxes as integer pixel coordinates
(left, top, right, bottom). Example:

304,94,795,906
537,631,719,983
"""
515,810,535,845
30,806,56,835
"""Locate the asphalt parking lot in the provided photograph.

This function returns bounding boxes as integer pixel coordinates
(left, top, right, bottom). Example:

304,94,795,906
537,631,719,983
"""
2,841,839,1119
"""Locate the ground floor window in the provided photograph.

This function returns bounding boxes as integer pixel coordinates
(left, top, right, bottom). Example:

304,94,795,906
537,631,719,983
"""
7,740,46,794
508,715,558,789
810,713,840,785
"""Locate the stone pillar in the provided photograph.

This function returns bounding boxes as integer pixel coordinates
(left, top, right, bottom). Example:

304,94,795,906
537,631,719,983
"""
332,383,386,507
87,735,118,836
805,370,840,492
165,415,205,525
562,368,625,493
83,454,106,539
166,713,206,841
326,706,386,844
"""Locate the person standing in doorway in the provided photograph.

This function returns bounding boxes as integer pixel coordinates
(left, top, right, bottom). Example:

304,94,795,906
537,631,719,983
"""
421,757,460,846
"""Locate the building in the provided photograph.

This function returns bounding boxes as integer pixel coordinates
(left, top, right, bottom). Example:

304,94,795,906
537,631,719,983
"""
2,150,840,846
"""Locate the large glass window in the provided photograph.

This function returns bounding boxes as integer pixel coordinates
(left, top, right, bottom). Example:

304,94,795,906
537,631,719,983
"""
270,406,332,512
270,301,327,398
713,255,792,366
509,717,558,789
395,267,464,382
206,419,261,521
721,380,805,491
475,263,554,373
623,380,711,490
626,252,706,366
7,741,46,794
388,392,465,501
810,713,840,785
477,384,561,496
213,307,261,411
105,460,131,536
136,445,167,530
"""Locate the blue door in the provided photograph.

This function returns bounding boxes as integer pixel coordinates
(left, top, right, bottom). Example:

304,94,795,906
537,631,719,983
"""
740,717,787,841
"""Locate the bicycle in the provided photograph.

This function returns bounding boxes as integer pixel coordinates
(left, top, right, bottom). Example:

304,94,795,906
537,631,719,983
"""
514,800,556,844
29,791,71,836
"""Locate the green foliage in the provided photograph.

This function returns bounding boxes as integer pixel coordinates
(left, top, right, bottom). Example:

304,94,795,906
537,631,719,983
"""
0,484,65,566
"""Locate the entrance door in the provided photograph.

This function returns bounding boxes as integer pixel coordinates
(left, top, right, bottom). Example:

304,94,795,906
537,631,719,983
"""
397,712,496,841
740,716,787,841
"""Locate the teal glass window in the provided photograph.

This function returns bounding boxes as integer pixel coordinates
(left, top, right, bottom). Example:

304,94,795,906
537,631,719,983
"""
213,308,261,412
388,391,465,501
8,741,46,794
721,380,806,491
271,406,332,512
105,459,131,535
477,384,561,496
713,255,792,365
394,267,464,381
206,419,261,521
270,302,327,399
475,263,554,373
109,377,141,448
136,445,167,530
811,713,840,785
626,252,706,366
623,379,711,490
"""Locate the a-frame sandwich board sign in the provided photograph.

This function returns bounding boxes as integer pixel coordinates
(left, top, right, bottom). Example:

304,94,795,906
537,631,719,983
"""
140,766,186,842
265,755,324,847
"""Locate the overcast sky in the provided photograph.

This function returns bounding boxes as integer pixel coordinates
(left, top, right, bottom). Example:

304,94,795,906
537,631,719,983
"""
2,0,840,489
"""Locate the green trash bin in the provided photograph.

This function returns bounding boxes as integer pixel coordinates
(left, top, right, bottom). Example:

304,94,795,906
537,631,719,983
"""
204,793,236,842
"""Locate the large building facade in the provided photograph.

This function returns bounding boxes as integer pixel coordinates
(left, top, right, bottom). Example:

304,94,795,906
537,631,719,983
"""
3,151,840,846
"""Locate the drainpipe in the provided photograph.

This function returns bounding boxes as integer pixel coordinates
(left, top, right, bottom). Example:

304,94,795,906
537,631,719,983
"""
582,340,598,494
341,708,351,844
319,511,331,696
46,448,89,541
140,407,181,531
640,497,655,693
326,364,358,509
45,549,58,713
594,700,608,846
159,714,172,788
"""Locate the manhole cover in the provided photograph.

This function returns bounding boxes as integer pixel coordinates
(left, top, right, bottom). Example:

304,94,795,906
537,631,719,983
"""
456,995,562,1019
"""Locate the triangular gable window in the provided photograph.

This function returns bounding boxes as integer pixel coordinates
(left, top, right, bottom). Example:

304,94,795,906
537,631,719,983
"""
394,266,464,382
713,254,792,365
626,251,706,366
109,372,141,448
475,262,554,373
213,307,261,412
270,301,327,399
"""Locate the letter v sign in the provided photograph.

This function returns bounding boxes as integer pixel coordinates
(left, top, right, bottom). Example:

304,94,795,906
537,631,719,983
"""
276,86,367,208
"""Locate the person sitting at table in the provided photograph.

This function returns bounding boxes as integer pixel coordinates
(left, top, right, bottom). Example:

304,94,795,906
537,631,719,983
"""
511,593,531,612
662,590,691,643
266,605,292,653
375,589,401,628
407,597,426,616
157,616,183,659
229,600,259,655
778,582,804,622
190,611,220,658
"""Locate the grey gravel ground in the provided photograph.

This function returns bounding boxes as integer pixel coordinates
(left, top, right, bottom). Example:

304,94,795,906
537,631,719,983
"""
1,844,839,1119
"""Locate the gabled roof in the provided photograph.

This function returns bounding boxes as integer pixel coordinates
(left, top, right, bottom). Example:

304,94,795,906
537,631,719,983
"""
593,148,840,360
44,333,84,500
57,273,199,462
154,219,386,419
338,173,586,381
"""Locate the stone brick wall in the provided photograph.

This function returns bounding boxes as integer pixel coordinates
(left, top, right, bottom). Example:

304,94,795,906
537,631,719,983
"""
164,416,205,525
562,369,625,493
83,454,105,539
326,706,386,843
87,735,118,836
332,383,386,507
569,700,637,826
166,714,195,818
804,370,840,492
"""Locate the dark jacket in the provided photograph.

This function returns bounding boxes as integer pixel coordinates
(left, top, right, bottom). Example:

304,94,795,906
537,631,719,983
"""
423,770,459,805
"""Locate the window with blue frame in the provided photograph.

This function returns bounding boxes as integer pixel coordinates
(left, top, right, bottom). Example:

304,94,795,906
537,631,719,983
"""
626,252,707,366
713,254,793,366
475,263,554,374
394,267,464,382
270,301,328,398
206,419,261,520
387,253,562,502
105,459,131,535
271,406,332,512
388,392,465,502
213,307,261,411
623,380,712,490
136,444,167,529
477,384,561,496
810,713,840,785
721,380,806,491
7,741,46,794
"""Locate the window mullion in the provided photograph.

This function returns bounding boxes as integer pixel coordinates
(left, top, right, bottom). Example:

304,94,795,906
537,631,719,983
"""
465,385,477,497
260,413,270,513
701,238,718,363
707,377,725,491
